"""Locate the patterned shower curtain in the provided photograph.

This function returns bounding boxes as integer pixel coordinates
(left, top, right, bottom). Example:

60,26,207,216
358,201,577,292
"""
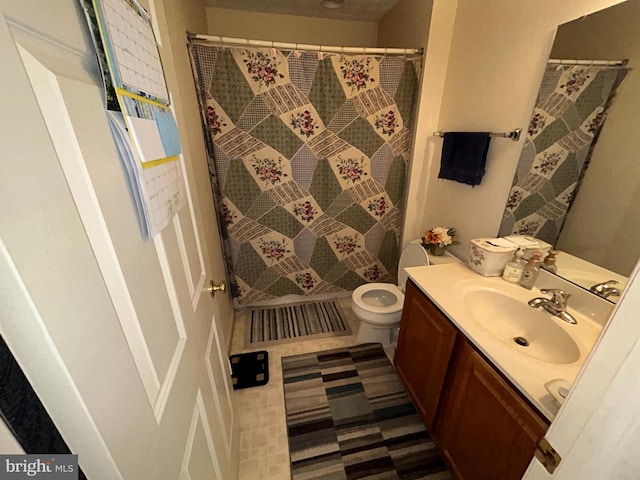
189,43,419,305
499,64,627,244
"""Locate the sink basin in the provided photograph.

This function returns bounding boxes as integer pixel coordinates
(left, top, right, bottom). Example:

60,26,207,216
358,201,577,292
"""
464,289,580,365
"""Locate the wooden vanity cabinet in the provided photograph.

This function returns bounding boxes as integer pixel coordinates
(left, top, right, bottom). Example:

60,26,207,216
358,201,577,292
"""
395,279,549,480
434,340,549,479
395,279,457,430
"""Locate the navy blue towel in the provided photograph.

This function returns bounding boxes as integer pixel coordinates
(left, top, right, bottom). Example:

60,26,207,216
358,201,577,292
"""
438,132,491,186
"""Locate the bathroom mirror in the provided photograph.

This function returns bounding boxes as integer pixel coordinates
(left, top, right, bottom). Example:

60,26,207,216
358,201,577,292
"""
499,1,640,303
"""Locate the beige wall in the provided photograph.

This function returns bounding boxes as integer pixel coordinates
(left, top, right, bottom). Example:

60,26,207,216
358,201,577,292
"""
205,7,378,46
401,0,458,246
377,0,433,48
406,0,627,259
149,0,235,347
550,1,640,276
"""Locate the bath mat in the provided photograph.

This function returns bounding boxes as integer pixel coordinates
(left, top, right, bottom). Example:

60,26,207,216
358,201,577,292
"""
229,351,269,390
282,343,452,480
245,300,352,347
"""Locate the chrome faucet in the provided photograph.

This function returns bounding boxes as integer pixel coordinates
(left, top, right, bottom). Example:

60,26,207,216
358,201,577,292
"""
589,280,621,299
528,288,577,324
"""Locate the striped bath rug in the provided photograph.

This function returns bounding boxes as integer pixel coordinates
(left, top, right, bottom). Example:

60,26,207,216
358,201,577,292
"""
245,300,352,347
282,343,452,480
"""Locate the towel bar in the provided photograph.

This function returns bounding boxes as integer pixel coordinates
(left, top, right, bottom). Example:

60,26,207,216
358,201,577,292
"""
434,128,522,142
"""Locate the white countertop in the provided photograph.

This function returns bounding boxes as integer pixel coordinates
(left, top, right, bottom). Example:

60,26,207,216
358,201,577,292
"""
405,262,606,420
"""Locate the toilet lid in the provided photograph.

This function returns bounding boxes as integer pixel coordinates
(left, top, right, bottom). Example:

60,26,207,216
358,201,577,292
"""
398,241,429,288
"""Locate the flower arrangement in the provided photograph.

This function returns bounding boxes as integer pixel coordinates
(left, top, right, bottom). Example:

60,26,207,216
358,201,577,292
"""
421,227,457,255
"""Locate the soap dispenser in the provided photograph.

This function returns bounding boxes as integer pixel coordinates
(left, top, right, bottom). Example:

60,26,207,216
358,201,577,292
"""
502,249,526,283
541,250,559,274
519,252,543,289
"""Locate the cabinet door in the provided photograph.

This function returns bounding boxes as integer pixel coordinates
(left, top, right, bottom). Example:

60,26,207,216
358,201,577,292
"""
395,280,458,431
435,341,548,480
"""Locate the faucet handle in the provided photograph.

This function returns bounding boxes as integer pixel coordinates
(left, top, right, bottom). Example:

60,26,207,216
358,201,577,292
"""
540,288,570,308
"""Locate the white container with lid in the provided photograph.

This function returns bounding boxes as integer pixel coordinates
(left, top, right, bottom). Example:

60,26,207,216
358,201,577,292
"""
467,238,517,277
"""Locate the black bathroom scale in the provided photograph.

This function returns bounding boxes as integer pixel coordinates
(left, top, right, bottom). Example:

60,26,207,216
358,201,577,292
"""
229,351,269,390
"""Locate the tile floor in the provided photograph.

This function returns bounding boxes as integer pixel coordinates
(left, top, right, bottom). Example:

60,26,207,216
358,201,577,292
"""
230,297,396,480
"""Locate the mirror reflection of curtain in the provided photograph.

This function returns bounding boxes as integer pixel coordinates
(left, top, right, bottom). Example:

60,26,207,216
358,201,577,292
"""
189,44,419,305
499,64,628,245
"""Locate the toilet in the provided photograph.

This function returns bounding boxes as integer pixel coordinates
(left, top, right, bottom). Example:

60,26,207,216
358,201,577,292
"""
352,240,431,347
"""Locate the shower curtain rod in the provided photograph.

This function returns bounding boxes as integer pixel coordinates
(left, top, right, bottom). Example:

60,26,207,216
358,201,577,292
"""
548,58,628,66
187,32,423,56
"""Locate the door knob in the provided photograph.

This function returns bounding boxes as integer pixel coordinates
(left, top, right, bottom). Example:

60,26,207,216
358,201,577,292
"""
207,281,226,297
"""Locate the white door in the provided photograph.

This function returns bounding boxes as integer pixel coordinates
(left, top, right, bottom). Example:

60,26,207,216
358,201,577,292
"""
0,1,238,478
523,263,640,478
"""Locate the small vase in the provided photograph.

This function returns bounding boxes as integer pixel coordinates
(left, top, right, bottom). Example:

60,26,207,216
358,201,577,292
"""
427,245,447,256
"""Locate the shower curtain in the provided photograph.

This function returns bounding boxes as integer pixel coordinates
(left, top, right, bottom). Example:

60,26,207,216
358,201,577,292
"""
499,63,627,244
189,43,419,305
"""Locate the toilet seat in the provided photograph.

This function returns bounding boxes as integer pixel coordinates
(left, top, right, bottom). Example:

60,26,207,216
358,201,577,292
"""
351,241,429,346
352,283,404,325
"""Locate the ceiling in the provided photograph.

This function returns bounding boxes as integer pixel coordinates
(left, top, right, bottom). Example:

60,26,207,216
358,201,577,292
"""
204,0,399,22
